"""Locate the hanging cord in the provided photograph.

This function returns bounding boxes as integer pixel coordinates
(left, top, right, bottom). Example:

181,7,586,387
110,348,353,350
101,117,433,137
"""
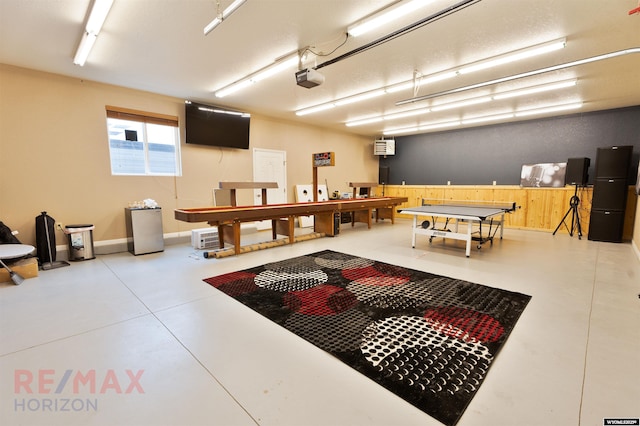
413,70,423,98
300,33,350,59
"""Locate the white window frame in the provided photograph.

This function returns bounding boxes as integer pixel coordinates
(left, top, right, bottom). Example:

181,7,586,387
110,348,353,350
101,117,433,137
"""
106,106,182,176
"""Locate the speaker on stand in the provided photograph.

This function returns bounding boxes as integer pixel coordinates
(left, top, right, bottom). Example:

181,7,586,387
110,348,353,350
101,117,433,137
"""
379,166,390,196
553,158,589,238
565,157,590,186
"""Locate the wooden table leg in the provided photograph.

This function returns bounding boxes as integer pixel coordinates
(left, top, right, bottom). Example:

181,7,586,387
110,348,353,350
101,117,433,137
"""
233,222,241,255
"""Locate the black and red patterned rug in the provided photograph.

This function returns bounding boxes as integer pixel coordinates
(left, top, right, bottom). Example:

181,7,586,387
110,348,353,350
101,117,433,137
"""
204,250,531,426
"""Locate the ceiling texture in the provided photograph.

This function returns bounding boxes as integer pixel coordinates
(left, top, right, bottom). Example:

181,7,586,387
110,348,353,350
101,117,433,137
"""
1,0,639,138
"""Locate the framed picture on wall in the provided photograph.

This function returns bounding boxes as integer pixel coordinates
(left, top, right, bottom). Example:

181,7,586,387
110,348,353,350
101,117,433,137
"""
520,163,567,188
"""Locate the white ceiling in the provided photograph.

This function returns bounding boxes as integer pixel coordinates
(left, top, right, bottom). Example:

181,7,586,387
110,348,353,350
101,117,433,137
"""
1,0,639,137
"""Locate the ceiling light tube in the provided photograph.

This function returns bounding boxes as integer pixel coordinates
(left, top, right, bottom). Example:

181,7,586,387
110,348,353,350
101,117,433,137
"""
384,120,460,135
398,48,640,106
385,107,430,120
384,126,420,136
73,32,98,66
458,38,566,75
461,113,514,125
514,102,583,117
203,18,222,35
204,0,247,35
346,117,384,127
215,52,298,98
384,81,415,93
431,96,491,112
345,107,430,127
419,121,461,131
251,55,298,82
383,100,583,136
385,70,458,93
335,90,386,106
347,0,432,37
296,39,567,115
86,0,114,33
493,79,577,100
197,106,250,117
296,103,336,116
215,79,253,98
419,71,459,86
344,77,578,128
73,0,114,66
295,70,458,114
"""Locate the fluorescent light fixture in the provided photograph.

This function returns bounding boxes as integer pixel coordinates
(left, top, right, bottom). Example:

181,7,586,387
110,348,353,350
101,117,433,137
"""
458,38,566,74
73,0,114,66
296,104,336,116
295,38,567,116
335,90,386,106
296,71,458,115
86,0,114,33
345,78,578,127
381,100,583,135
346,117,384,127
385,71,458,93
384,120,460,135
514,102,583,117
73,32,98,66
431,96,491,112
204,0,247,35
197,106,250,117
347,0,432,37
215,53,298,98
399,48,640,106
385,107,430,120
417,71,459,86
346,107,429,127
418,121,461,131
384,81,415,94
462,113,514,125
493,79,577,100
252,55,299,82
384,126,419,135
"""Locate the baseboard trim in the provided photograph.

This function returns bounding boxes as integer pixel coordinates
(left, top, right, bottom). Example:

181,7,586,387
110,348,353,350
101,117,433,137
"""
52,225,261,259
54,231,192,259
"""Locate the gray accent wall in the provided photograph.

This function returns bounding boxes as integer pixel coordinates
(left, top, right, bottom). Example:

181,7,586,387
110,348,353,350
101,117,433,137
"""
379,106,640,186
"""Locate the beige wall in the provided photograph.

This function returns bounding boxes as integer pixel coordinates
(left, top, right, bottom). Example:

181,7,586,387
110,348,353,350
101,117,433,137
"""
0,64,378,246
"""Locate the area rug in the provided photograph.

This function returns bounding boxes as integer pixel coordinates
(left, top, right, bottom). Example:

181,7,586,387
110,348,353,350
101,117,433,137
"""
204,250,531,426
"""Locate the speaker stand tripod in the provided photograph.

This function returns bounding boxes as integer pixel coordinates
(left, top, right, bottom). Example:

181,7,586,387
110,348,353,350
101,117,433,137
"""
553,184,582,239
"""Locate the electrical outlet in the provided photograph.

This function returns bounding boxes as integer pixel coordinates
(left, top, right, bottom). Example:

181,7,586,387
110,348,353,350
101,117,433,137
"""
56,223,64,231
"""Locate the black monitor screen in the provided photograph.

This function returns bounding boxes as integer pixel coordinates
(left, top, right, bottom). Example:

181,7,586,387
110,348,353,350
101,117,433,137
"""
185,101,250,149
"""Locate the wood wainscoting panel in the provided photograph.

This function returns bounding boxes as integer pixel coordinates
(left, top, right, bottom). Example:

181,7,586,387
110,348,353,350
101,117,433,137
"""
383,185,636,241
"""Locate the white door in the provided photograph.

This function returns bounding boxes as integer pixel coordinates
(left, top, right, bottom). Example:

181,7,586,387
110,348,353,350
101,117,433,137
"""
253,148,287,230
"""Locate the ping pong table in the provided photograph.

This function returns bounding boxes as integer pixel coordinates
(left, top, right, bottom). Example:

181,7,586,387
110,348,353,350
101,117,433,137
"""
398,202,516,257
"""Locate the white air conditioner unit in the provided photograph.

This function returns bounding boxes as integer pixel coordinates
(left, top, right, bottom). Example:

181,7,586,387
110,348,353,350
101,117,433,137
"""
191,228,220,250
374,139,395,156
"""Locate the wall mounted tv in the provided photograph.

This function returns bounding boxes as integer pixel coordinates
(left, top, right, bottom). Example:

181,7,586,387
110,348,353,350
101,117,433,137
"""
185,101,251,149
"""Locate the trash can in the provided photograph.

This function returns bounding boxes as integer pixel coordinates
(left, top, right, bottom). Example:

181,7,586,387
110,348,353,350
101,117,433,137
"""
64,224,95,261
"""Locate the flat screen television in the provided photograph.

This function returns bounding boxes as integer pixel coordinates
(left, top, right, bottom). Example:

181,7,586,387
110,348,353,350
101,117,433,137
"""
185,101,250,149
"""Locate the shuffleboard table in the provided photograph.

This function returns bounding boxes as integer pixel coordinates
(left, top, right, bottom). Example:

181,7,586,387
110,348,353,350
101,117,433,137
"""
175,196,408,255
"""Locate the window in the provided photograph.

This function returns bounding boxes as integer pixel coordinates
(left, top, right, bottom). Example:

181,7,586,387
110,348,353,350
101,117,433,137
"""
106,106,181,176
